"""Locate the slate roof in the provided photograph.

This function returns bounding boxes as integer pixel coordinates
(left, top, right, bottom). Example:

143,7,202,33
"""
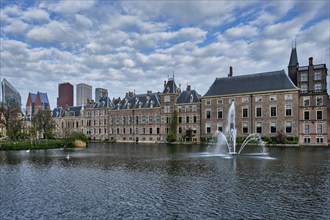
113,93,161,110
163,78,177,94
176,90,201,104
39,92,49,104
30,93,37,103
204,70,297,97
52,106,82,117
93,96,114,109
288,47,298,66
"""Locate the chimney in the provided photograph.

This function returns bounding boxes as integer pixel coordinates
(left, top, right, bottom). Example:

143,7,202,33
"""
164,80,167,88
228,66,233,77
186,85,191,91
309,57,313,66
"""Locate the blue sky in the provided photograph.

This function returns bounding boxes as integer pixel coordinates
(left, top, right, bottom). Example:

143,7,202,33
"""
1,0,329,108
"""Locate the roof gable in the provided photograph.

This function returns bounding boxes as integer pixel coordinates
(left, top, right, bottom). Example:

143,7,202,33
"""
176,90,201,104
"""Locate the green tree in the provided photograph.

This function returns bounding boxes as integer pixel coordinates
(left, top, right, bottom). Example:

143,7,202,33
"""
32,109,56,140
167,110,178,142
0,102,22,140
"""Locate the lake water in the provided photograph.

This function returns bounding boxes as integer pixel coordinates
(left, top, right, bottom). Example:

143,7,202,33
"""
0,143,329,219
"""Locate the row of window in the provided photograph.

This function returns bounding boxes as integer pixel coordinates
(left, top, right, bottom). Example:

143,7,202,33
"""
303,96,324,106
110,115,161,125
304,137,324,144
205,121,293,134
300,71,322,82
177,105,198,113
110,127,161,135
205,94,293,105
303,123,324,134
206,106,289,119
304,110,324,120
301,83,322,93
178,116,198,124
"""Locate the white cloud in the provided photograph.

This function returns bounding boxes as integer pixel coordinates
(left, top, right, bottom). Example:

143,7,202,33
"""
44,0,96,14
225,25,259,39
3,19,29,34
22,8,49,21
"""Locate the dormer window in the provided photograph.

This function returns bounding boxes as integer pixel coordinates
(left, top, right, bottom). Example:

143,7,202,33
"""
139,102,143,108
190,94,194,103
127,103,131,109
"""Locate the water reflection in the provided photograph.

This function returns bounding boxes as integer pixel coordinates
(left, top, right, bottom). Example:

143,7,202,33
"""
0,143,329,219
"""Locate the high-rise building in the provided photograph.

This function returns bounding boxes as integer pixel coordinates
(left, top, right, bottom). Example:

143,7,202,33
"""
1,78,21,107
95,88,108,102
57,82,73,108
76,83,92,106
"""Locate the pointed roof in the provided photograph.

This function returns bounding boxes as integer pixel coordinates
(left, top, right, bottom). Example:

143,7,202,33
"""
163,78,177,94
288,47,298,67
204,70,297,97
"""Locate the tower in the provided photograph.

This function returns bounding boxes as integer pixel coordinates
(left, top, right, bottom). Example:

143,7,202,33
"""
288,46,299,86
57,82,73,108
76,83,92,106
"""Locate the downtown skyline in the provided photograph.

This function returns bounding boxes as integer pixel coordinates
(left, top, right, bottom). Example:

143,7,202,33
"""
1,0,329,108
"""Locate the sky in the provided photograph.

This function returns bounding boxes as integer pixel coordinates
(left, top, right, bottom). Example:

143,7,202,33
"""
1,0,329,109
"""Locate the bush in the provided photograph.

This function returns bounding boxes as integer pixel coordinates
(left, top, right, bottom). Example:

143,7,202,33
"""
66,132,89,147
166,132,177,143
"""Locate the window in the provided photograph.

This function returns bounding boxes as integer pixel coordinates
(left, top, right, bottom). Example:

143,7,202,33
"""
270,106,277,117
304,111,309,120
136,116,139,124
142,116,146,124
166,117,170,124
315,71,321,80
193,115,197,123
256,107,262,117
179,117,182,123
192,105,197,112
117,128,120,134
317,124,323,134
285,104,292,116
301,84,308,93
217,109,223,119
317,110,323,120
149,116,153,124
116,117,120,125
317,138,323,144
242,96,248,103
255,96,262,102
142,128,146,134
206,99,211,105
157,127,160,134
217,123,223,132
178,106,182,112
164,96,170,102
286,121,292,133
185,106,190,112
285,94,293,100
304,137,311,143
242,108,248,118
156,115,160,124
123,128,126,134
129,116,133,125
256,122,262,133
301,73,308,81
206,123,211,134
303,97,310,107
164,106,171,113
243,122,248,134
316,96,323,106
304,124,310,134
270,95,277,101
123,117,126,125
136,128,139,135
179,127,182,134
206,109,211,119
217,99,223,104
270,122,277,133
186,116,189,123
315,83,322,92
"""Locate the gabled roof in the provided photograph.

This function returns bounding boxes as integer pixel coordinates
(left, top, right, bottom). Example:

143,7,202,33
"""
65,106,83,117
38,92,49,104
204,70,297,97
113,92,161,110
176,90,201,104
30,93,37,103
93,96,114,108
163,78,177,94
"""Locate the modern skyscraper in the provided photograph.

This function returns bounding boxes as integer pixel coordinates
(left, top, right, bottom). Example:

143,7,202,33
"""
76,83,92,106
57,82,73,108
95,88,108,102
1,78,21,107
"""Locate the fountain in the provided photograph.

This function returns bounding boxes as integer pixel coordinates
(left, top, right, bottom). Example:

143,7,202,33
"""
210,101,268,156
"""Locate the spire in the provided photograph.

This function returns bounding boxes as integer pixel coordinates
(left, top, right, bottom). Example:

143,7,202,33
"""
288,46,298,67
